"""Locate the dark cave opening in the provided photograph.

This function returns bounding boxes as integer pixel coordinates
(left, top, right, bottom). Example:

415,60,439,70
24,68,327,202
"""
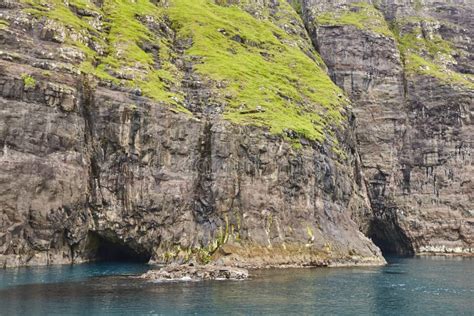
368,219,415,257
366,174,415,257
85,232,151,263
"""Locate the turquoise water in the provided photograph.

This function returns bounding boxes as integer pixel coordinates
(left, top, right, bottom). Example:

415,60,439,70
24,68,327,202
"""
0,257,472,315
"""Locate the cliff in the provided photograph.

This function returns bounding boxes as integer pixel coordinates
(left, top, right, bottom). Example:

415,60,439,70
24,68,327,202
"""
300,0,473,255
0,0,471,268
0,0,383,268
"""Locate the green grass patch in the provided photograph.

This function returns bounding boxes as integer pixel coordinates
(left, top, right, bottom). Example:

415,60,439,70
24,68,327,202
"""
21,0,98,32
394,23,474,89
316,2,393,37
168,0,347,142
21,73,36,88
20,0,187,110
96,0,182,104
19,0,349,145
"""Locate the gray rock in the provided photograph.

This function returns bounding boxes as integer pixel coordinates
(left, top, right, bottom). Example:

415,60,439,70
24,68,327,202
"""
140,264,249,281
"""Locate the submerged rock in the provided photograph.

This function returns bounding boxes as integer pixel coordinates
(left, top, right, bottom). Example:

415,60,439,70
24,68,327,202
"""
140,265,249,281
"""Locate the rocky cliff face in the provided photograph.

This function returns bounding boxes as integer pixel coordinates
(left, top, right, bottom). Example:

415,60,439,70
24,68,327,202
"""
0,0,471,269
0,0,384,268
301,0,473,255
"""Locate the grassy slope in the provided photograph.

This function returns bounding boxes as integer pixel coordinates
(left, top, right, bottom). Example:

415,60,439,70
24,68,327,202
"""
168,0,346,142
22,0,186,109
392,20,474,89
313,1,473,89
18,0,349,145
315,2,393,37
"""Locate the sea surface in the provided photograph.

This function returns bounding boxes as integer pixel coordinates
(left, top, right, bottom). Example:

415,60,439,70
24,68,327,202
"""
0,256,472,315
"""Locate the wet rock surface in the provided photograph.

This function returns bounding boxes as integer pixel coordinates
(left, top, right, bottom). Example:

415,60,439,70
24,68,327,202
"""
140,264,249,281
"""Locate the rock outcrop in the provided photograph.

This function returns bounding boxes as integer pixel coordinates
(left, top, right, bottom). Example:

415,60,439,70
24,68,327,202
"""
300,0,473,255
140,264,249,281
0,0,384,268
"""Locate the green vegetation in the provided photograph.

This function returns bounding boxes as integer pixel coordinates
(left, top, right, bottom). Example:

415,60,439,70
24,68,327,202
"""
22,0,96,31
0,18,9,30
161,218,232,264
306,226,314,240
168,0,347,142
96,0,182,103
21,0,186,111
287,0,302,15
316,2,393,37
393,22,474,89
19,0,349,145
21,73,36,88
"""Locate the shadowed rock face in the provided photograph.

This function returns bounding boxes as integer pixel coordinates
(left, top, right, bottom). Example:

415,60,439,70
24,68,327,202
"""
301,0,473,255
0,71,383,267
0,0,383,268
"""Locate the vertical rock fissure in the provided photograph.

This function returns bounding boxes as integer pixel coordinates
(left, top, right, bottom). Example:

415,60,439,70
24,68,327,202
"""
194,121,215,224
76,76,108,264
78,76,101,210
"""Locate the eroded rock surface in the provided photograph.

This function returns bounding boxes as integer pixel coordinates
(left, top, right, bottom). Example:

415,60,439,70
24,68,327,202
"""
0,0,384,268
0,0,472,269
300,0,473,255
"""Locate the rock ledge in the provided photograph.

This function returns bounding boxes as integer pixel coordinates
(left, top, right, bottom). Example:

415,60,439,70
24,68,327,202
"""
140,264,249,281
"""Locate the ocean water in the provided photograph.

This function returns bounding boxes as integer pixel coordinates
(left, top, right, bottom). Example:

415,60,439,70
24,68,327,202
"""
0,256,472,315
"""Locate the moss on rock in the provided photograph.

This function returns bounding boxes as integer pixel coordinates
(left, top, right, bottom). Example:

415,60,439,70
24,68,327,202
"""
393,21,474,89
21,73,36,89
0,18,9,30
19,0,349,144
315,2,393,37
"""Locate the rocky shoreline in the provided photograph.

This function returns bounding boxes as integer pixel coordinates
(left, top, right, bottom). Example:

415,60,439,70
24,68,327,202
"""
140,264,249,281
138,256,391,282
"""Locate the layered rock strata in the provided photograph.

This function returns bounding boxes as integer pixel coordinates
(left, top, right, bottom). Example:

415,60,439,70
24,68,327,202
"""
0,0,384,268
301,0,473,255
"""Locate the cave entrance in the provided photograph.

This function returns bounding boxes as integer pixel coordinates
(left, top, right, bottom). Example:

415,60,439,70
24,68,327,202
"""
85,231,151,263
367,218,415,257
